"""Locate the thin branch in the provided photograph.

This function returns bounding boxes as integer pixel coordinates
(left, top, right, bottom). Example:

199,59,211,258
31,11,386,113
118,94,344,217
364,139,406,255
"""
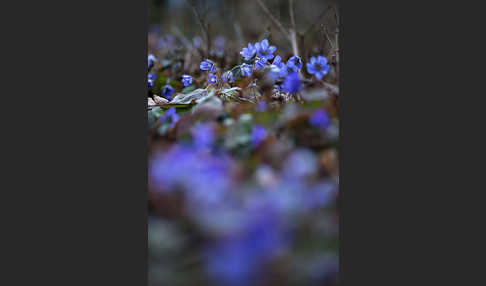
303,5,331,37
186,0,210,57
255,0,291,40
289,0,296,32
288,0,299,57
323,26,335,53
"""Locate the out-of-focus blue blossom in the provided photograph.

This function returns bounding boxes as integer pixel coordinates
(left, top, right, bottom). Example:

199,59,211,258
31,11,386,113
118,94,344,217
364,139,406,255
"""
256,101,267,112
181,74,192,87
302,255,339,284
191,123,214,150
148,25,160,34
251,125,267,147
161,85,174,100
148,79,154,89
208,73,218,84
148,73,156,80
200,59,217,73
160,107,179,127
282,149,318,180
286,56,302,72
223,71,234,83
205,209,287,286
149,145,234,209
306,55,331,79
275,84,283,93
309,109,330,130
157,34,175,49
240,43,256,61
193,36,202,48
148,54,157,69
213,36,226,57
255,39,276,62
240,63,252,77
282,72,302,93
253,58,266,71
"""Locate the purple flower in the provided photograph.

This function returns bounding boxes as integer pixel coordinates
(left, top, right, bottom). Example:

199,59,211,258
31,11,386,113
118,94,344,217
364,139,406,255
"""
240,43,256,61
161,85,174,99
208,73,218,84
200,59,216,73
306,55,331,79
148,54,157,69
191,123,214,150
255,39,276,62
282,72,302,93
286,56,302,72
251,125,267,147
148,79,154,89
160,107,179,126
240,63,252,77
223,71,234,83
309,109,330,130
181,74,192,87
254,58,266,70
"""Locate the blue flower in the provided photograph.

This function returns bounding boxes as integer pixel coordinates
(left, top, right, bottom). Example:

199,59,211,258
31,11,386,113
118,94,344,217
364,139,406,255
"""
148,73,156,80
208,73,218,84
213,37,226,57
269,55,288,79
255,39,276,62
282,72,302,93
240,63,252,77
306,56,331,79
149,145,234,204
205,210,286,286
254,58,266,71
200,59,216,73
223,71,234,83
286,56,302,72
161,85,174,99
309,109,330,130
191,123,214,150
181,74,192,87
148,54,157,69
160,107,179,126
256,101,267,112
148,79,154,89
193,36,202,48
240,43,256,61
251,125,268,147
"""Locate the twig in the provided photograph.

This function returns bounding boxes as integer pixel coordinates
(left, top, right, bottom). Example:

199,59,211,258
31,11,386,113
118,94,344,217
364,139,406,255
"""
288,0,299,57
289,0,296,32
255,0,291,41
302,5,331,37
186,0,210,57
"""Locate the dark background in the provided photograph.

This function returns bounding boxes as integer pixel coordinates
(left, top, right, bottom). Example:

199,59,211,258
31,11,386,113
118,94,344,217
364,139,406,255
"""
149,0,338,58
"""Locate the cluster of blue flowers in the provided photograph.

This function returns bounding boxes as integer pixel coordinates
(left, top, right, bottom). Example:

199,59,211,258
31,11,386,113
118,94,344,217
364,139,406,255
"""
168,38,331,96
